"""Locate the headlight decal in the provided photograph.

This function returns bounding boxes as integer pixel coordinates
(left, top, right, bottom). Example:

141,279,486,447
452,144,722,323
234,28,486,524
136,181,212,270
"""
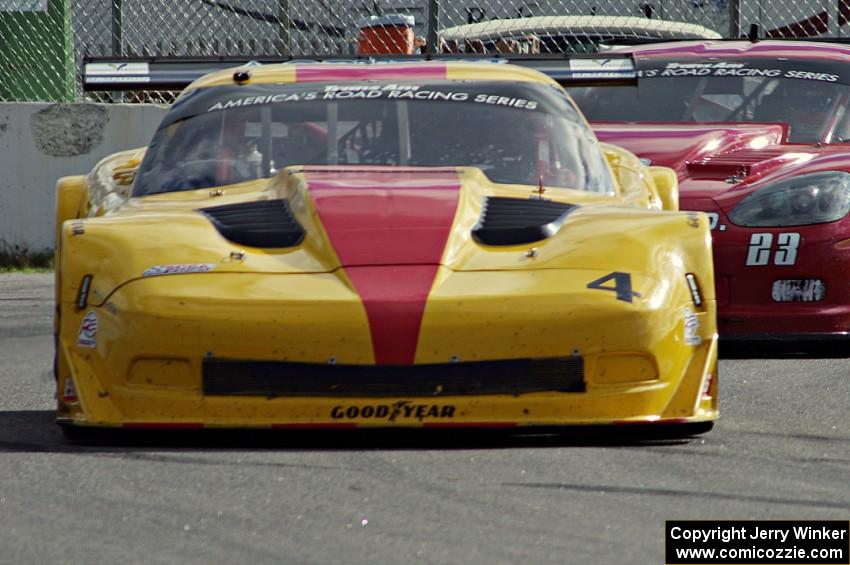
685,273,703,306
730,171,850,227
75,275,93,309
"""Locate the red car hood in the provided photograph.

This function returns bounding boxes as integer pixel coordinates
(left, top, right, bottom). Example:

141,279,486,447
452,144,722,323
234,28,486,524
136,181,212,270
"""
591,122,850,203
593,122,789,175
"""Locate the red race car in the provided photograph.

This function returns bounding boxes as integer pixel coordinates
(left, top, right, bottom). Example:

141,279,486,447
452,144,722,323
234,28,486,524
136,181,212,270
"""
570,40,850,343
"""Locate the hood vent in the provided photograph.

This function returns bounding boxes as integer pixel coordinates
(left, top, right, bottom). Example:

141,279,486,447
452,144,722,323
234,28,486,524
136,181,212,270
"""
472,197,578,246
686,148,791,180
200,199,305,248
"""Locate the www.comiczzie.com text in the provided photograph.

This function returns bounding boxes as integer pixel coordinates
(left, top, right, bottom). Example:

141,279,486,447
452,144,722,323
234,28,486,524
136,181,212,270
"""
666,521,849,564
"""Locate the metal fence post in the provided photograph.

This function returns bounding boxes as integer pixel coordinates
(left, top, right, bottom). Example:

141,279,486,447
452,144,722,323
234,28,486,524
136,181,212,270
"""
426,0,439,54
111,0,122,56
278,0,290,56
111,0,123,102
728,0,741,37
831,0,841,36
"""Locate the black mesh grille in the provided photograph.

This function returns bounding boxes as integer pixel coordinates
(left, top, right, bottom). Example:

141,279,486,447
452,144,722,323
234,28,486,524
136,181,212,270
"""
200,199,305,248
203,357,585,397
472,197,578,246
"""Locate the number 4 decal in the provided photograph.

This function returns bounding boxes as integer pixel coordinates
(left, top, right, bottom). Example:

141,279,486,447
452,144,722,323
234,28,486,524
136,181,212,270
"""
587,272,641,302
746,233,801,266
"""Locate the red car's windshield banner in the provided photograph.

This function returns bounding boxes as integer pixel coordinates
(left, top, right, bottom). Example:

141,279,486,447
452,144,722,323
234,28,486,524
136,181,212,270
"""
637,58,849,84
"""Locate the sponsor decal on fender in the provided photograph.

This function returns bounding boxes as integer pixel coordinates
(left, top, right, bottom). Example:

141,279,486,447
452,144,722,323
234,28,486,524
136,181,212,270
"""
142,263,216,277
77,311,99,348
686,212,700,229
702,371,714,397
62,377,78,402
683,307,701,346
331,401,456,421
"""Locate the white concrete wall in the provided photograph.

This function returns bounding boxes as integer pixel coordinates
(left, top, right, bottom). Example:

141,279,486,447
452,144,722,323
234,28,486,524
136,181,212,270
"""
0,103,167,255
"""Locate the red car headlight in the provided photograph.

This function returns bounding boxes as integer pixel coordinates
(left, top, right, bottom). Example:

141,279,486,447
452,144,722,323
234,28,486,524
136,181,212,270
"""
729,171,850,227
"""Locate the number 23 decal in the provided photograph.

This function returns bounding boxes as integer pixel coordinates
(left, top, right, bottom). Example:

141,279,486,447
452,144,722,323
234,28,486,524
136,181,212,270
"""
746,232,801,266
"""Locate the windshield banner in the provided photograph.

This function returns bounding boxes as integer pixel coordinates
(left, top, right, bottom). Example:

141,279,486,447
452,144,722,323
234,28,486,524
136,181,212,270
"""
161,81,578,131
638,59,848,84
206,84,541,113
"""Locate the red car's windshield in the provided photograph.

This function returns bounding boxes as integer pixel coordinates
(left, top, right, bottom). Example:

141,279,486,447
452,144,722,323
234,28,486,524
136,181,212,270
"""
569,57,850,144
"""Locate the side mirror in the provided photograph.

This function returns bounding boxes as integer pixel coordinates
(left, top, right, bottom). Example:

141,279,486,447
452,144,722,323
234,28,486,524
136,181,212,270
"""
602,143,652,207
649,166,679,211
112,157,141,186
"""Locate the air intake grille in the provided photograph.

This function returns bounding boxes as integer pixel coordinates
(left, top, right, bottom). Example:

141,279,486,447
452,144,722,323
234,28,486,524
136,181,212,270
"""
200,199,305,248
203,357,585,397
472,197,578,246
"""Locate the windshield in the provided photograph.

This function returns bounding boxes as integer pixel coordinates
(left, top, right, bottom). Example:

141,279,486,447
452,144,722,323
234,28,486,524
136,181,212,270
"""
569,58,850,143
134,80,615,196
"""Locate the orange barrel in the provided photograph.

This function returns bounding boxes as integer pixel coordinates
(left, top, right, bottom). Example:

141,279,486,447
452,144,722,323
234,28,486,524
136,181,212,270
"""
357,14,415,55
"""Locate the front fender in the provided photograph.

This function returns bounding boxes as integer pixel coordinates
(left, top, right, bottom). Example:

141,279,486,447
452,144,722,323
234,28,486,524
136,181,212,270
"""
54,175,89,332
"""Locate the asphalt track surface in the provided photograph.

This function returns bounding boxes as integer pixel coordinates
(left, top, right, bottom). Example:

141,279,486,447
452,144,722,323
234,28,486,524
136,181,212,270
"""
0,273,847,565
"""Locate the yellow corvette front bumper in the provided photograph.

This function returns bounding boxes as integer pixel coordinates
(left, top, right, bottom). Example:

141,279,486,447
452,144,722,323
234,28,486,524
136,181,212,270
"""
57,270,717,429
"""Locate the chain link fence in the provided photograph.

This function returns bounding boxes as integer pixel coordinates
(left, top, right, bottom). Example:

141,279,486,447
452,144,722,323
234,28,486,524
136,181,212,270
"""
0,0,845,103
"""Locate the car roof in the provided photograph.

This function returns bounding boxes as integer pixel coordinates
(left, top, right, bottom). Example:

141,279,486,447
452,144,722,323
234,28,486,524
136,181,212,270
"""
440,16,721,41
185,61,559,91
618,39,850,61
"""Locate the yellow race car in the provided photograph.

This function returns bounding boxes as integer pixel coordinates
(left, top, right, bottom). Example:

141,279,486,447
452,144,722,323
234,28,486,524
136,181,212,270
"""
54,61,717,436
